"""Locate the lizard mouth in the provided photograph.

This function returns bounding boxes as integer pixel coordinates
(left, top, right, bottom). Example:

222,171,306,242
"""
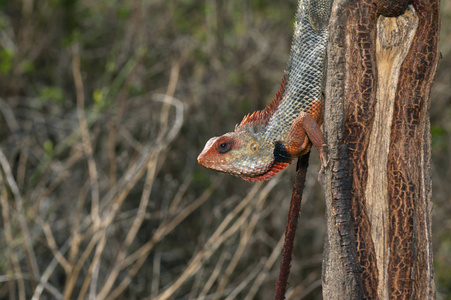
197,152,213,169
197,152,230,173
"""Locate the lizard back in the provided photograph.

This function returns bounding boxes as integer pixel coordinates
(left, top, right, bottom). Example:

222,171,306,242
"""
198,0,332,181
264,0,331,142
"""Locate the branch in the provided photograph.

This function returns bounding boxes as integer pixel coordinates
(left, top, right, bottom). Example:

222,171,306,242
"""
274,152,310,300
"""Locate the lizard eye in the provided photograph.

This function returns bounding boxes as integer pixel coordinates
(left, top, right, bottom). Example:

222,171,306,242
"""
217,140,233,154
250,142,258,152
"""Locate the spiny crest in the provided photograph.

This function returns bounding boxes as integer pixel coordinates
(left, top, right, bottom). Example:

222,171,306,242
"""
235,75,287,132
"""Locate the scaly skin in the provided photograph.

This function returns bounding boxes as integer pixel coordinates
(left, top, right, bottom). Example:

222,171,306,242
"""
198,0,331,182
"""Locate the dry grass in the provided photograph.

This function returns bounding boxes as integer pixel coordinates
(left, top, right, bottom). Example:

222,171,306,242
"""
0,0,450,299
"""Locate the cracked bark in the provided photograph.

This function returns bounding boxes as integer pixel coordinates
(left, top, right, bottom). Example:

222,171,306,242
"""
321,0,439,299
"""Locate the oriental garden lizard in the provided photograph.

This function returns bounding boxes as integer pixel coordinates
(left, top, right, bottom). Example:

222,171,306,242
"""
198,0,331,182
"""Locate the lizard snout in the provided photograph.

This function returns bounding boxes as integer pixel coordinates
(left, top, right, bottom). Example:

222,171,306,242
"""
197,152,207,167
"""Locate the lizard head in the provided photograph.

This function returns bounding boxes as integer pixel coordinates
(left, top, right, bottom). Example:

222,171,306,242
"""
197,131,274,180
197,76,290,181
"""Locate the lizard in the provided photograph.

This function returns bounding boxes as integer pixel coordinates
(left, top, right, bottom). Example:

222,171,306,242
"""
198,0,331,182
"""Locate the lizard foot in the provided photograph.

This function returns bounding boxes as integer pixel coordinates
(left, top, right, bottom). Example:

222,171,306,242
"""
318,144,329,181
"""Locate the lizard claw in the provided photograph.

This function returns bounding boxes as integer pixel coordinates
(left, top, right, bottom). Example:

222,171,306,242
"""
318,144,329,181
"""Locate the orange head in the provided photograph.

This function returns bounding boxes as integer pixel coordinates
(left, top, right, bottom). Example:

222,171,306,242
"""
197,131,274,180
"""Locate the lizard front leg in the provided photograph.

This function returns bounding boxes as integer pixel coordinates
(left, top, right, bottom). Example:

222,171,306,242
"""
283,112,328,168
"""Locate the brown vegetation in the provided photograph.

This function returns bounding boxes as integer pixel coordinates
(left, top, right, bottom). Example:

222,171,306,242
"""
0,0,450,299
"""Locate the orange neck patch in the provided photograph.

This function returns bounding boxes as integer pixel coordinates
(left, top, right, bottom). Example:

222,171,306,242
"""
240,161,291,182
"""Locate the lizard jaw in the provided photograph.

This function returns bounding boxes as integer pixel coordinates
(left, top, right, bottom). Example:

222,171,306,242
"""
240,161,291,182
240,142,294,181
199,148,291,181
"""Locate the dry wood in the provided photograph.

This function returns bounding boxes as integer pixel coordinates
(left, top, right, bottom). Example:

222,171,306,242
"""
322,0,439,298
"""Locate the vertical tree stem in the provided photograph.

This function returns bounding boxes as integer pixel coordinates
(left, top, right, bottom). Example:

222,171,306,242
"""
274,152,310,300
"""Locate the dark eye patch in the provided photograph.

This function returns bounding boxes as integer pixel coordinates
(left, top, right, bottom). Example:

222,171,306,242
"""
217,140,233,154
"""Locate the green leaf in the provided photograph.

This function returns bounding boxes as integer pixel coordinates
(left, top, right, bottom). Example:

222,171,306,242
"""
43,140,54,157
0,48,14,74
38,87,65,104
93,88,106,109
20,59,34,73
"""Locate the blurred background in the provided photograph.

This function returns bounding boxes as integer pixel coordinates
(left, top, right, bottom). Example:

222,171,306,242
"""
0,0,449,299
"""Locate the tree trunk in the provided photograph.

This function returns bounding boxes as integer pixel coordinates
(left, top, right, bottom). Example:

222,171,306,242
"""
321,0,439,299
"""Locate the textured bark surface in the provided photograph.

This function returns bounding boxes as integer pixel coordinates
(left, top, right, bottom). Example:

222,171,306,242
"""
369,9,418,299
322,0,439,299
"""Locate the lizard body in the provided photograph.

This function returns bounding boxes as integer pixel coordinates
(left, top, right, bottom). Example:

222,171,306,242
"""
198,0,331,182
